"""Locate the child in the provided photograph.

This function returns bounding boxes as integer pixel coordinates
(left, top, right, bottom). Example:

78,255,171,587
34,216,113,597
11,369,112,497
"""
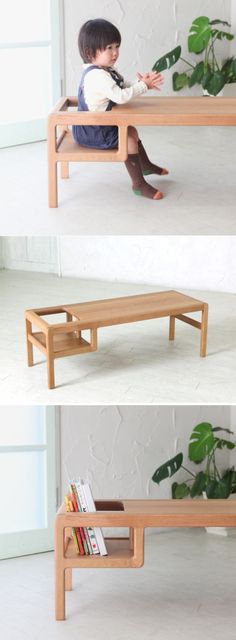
72,18,168,200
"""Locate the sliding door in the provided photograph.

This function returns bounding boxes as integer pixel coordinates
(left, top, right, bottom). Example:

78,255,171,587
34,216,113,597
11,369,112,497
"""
0,406,59,559
0,0,61,147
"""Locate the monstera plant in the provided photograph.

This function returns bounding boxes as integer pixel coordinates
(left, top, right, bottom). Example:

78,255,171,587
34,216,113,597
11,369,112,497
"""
152,422,236,499
152,16,236,96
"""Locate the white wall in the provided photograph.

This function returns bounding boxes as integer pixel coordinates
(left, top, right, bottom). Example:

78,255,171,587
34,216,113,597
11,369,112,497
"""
60,405,231,501
0,238,3,269
1,237,58,273
63,0,232,96
230,405,236,468
3,236,236,293
231,0,236,55
58,236,236,294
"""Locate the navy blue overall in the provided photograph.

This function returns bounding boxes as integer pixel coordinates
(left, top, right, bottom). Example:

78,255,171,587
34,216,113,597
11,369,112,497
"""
72,65,124,150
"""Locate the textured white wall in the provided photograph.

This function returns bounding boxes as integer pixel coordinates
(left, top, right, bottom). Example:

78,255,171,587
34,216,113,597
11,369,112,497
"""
231,0,236,55
0,238,3,269
3,236,236,293
60,405,231,501
230,406,236,469
58,236,236,294
63,0,231,96
2,237,58,273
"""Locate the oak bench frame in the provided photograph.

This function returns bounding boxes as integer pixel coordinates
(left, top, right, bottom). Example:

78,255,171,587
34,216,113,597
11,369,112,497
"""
55,498,236,620
48,96,236,207
24,290,208,389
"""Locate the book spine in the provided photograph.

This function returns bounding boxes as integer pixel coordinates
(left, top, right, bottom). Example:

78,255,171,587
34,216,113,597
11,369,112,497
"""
82,483,108,556
69,485,85,555
71,483,90,555
81,484,101,555
75,483,93,555
64,495,80,554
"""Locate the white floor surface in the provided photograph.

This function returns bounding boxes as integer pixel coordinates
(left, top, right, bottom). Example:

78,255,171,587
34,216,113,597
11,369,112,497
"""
0,530,236,640
0,270,235,404
1,126,236,235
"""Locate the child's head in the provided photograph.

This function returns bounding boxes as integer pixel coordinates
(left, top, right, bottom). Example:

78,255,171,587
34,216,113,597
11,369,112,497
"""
78,19,121,66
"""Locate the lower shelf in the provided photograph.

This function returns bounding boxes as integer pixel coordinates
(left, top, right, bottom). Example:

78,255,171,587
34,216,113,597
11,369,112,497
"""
33,331,92,356
64,537,140,568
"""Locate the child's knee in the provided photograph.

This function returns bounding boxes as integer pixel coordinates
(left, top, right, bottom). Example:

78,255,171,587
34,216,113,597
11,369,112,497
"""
127,134,138,154
128,125,138,140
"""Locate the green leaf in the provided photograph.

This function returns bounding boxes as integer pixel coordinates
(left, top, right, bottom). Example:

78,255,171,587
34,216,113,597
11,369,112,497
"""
212,29,234,42
202,69,213,89
172,71,189,91
214,437,235,450
228,470,236,493
172,482,190,499
213,427,234,435
209,20,231,27
190,471,207,497
231,58,236,78
222,58,236,82
188,422,214,462
152,46,181,73
152,453,183,484
188,16,211,54
188,61,204,87
206,479,231,499
205,71,226,95
221,469,235,495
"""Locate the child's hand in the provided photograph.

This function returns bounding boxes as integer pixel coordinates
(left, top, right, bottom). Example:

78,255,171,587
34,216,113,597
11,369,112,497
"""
137,71,164,90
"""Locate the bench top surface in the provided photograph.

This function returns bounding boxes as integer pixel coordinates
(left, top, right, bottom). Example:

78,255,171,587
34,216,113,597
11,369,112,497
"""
52,96,236,126
57,499,236,527
63,290,205,328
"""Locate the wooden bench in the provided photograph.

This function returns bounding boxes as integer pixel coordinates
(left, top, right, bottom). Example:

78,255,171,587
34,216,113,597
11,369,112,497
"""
25,289,208,389
55,498,236,620
48,96,236,207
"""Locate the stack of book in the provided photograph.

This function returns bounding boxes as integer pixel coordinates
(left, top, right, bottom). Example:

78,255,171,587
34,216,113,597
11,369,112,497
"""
65,480,107,556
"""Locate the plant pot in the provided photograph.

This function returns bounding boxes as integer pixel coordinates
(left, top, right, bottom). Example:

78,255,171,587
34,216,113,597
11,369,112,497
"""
203,89,223,97
203,492,236,536
203,83,236,97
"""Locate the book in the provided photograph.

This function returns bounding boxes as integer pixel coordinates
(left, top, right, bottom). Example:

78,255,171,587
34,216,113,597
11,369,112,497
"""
64,495,81,554
74,481,100,555
70,483,90,555
75,481,108,556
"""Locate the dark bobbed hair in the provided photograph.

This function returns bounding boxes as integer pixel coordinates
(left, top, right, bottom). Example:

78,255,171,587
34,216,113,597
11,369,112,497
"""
78,19,121,62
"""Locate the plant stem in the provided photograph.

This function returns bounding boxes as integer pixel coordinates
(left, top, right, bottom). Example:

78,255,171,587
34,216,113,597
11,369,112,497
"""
181,465,196,479
180,56,195,70
208,34,220,72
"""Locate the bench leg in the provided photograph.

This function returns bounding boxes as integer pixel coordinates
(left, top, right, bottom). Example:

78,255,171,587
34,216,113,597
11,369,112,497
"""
66,312,81,339
46,331,55,389
48,161,58,208
55,522,66,620
132,528,144,567
169,316,175,341
129,527,134,550
25,318,34,366
90,328,97,350
61,162,69,179
65,568,72,591
200,304,208,357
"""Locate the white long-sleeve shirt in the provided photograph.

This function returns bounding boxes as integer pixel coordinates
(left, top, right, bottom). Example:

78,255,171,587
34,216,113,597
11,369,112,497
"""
81,63,147,111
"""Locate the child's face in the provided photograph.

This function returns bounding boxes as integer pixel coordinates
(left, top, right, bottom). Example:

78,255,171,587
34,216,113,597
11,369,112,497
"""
92,42,120,67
